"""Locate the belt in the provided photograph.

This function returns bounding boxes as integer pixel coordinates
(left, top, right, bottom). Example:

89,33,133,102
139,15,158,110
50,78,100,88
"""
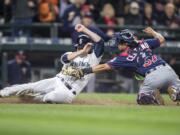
145,63,167,76
57,76,76,95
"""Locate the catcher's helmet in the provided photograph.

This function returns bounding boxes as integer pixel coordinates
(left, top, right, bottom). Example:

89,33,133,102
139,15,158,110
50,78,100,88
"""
75,34,92,49
111,29,137,48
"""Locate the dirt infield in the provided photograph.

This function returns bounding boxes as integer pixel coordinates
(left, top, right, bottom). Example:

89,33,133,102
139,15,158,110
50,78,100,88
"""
0,97,42,104
74,98,135,105
0,97,134,105
0,96,178,106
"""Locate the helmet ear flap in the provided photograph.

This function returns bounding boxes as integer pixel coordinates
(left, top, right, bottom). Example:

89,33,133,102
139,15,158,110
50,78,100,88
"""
120,30,137,47
130,40,138,48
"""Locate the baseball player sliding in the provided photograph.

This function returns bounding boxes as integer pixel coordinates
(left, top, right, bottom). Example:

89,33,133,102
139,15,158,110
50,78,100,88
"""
0,24,104,103
69,27,180,105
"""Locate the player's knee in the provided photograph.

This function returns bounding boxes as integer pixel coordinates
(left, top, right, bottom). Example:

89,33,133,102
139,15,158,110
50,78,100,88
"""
137,92,159,105
43,92,74,104
43,94,55,103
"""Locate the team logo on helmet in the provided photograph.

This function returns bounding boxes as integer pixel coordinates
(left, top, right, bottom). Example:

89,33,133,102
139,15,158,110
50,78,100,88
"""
79,38,83,45
75,34,92,49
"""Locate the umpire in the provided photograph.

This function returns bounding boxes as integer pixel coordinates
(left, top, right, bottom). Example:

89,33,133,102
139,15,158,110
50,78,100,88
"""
8,51,31,85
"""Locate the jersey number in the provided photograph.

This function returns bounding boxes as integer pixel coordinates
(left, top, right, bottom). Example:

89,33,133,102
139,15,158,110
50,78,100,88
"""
143,55,157,67
127,53,137,61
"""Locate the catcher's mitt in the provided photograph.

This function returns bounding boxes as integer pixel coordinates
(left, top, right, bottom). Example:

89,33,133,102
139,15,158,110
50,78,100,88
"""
61,66,84,79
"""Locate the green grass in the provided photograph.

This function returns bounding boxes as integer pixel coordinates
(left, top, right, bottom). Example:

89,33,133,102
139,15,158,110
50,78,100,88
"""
0,94,179,135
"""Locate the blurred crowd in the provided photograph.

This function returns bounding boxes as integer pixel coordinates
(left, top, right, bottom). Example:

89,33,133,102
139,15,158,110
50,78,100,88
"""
0,0,180,37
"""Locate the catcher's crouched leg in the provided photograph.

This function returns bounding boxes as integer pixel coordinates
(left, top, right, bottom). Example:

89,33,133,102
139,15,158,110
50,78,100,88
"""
137,90,164,105
43,89,75,104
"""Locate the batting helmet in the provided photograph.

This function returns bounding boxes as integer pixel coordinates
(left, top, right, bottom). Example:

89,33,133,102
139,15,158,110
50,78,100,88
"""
74,34,92,49
111,29,137,48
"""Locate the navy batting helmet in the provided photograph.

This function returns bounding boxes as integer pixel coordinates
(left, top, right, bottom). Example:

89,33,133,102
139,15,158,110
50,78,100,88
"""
111,29,137,48
74,34,92,49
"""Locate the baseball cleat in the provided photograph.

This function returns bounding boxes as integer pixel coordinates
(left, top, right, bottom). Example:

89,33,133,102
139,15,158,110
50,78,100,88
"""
167,86,180,102
175,91,180,101
0,88,10,97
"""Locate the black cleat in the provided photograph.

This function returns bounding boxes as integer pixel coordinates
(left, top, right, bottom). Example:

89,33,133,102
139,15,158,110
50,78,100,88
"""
175,92,180,102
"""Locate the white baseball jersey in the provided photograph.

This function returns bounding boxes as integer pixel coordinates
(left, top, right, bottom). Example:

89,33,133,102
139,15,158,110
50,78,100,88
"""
56,50,102,95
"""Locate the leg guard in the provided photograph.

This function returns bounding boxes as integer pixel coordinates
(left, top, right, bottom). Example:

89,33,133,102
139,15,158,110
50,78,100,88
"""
137,92,159,105
167,86,180,102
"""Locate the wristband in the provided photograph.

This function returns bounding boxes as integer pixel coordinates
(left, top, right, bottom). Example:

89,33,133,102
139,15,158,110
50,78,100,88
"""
82,67,93,75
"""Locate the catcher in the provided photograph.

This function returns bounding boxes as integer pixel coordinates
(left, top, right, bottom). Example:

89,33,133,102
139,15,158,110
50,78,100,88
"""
68,27,180,105
0,24,104,103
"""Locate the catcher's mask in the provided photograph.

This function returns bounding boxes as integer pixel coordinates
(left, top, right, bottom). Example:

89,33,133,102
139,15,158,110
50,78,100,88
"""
74,34,92,49
110,29,138,48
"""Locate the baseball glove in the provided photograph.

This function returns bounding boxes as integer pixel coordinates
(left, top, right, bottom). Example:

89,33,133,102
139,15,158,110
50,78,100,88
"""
61,66,84,79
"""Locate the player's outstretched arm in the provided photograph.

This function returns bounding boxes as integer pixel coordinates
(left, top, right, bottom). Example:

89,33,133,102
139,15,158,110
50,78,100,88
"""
67,63,112,78
82,63,112,75
75,24,101,42
92,63,112,73
143,27,165,46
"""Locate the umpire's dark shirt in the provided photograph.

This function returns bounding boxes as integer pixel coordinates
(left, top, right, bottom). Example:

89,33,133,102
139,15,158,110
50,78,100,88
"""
8,59,31,85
